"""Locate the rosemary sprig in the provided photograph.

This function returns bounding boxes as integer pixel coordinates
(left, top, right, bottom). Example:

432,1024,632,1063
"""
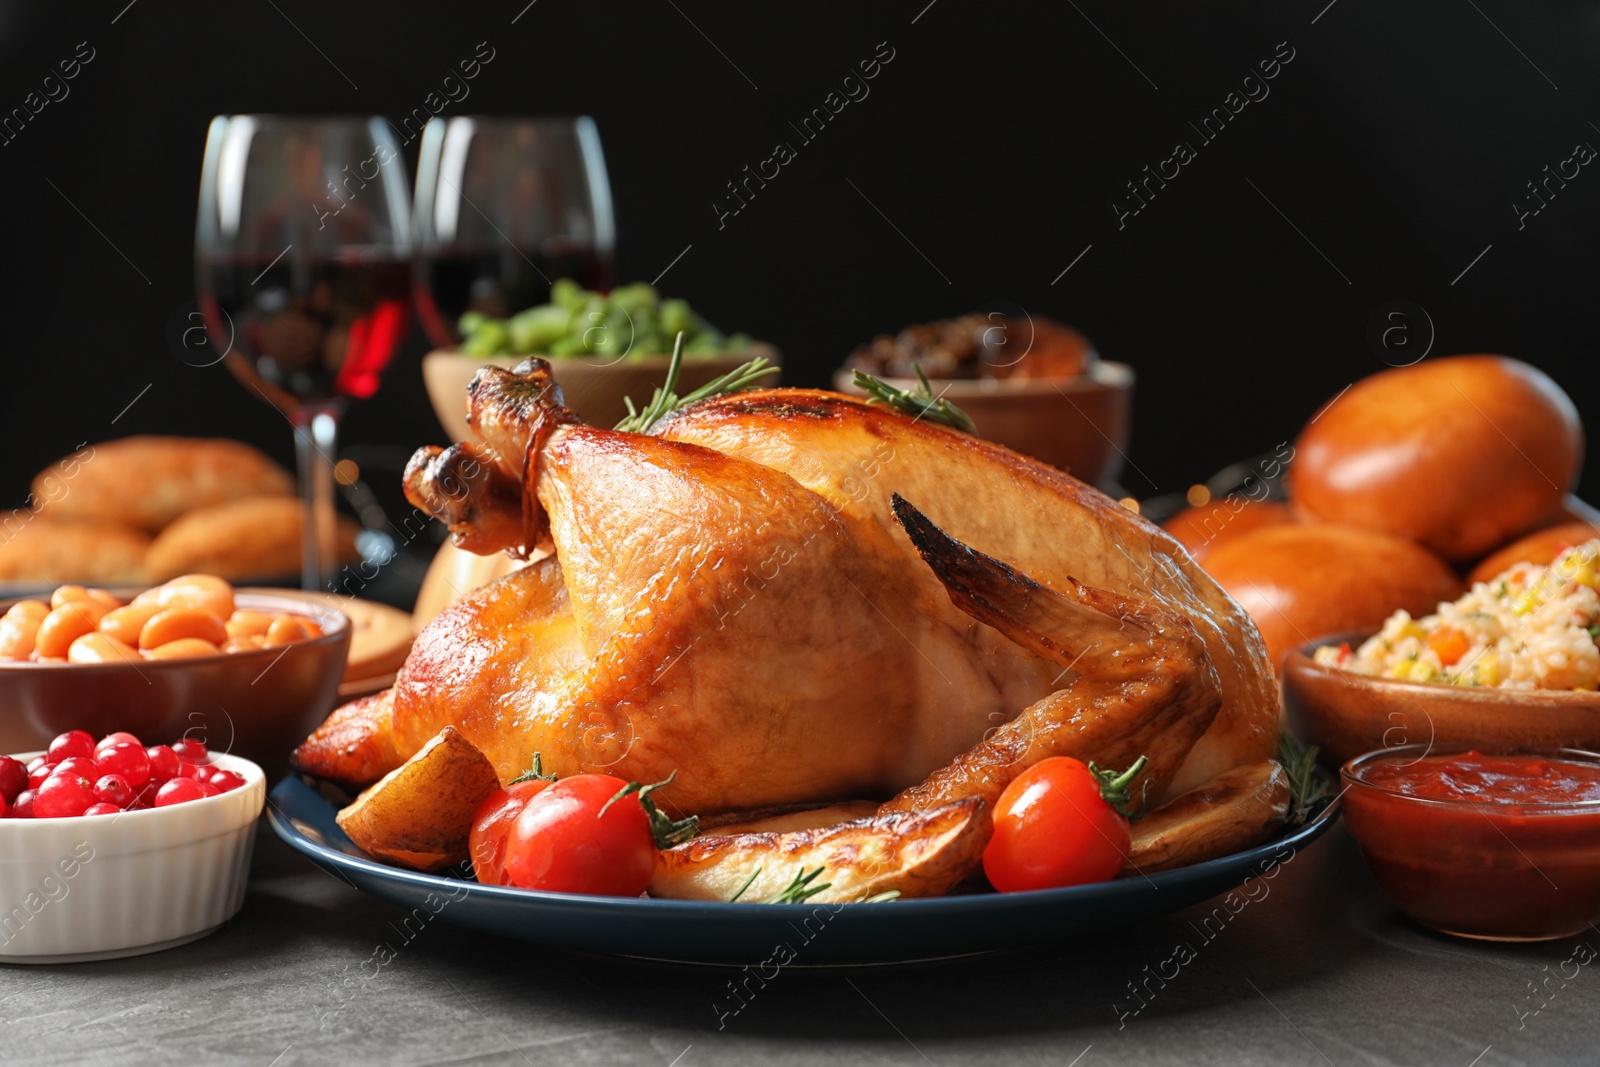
601,770,700,848
509,752,557,784
727,865,900,904
614,331,779,434
767,866,832,904
728,867,762,903
1278,730,1329,827
851,365,977,434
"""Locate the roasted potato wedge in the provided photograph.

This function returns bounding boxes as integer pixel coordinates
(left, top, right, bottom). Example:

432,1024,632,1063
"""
335,726,501,871
1125,758,1290,875
651,798,987,903
699,801,879,835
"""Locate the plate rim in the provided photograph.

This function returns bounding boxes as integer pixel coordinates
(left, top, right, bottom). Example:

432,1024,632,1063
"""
268,775,1342,915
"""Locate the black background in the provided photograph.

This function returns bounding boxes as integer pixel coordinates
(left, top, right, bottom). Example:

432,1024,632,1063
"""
1,0,1596,515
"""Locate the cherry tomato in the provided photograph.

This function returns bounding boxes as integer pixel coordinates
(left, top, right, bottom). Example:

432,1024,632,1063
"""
983,755,1147,893
470,777,557,886
502,774,664,896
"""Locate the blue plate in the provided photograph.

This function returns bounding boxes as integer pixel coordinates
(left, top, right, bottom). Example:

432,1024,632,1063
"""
269,775,1340,965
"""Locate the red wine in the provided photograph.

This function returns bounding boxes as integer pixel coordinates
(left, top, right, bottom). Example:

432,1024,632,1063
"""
415,240,615,348
202,253,412,406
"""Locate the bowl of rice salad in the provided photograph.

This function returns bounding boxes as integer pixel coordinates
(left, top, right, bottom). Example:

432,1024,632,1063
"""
1283,540,1600,766
1315,539,1600,690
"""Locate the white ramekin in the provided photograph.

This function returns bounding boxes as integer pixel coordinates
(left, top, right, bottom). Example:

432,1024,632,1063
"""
0,751,265,963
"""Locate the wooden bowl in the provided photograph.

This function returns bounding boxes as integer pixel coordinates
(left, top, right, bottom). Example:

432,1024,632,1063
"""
0,590,350,775
832,361,1134,486
1282,633,1600,767
423,346,783,441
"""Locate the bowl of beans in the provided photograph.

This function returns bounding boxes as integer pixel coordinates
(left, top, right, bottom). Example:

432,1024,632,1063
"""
0,575,350,773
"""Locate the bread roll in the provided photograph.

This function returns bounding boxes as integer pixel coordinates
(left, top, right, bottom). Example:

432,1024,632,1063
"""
1201,524,1462,668
1163,500,1293,561
1468,522,1600,585
0,515,150,584
146,496,359,581
36,436,293,533
1290,356,1582,561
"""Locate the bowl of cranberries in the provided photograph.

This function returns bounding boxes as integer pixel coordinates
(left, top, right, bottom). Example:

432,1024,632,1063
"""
0,728,264,962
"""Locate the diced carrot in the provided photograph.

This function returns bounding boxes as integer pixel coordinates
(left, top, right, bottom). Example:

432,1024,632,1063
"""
1428,627,1471,667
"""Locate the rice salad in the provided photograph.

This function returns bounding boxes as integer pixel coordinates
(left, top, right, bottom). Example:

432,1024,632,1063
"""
1314,538,1600,690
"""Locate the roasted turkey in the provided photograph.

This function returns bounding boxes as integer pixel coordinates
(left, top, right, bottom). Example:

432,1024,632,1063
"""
295,359,1282,890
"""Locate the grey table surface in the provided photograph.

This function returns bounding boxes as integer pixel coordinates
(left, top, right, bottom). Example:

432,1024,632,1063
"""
2,817,1594,1067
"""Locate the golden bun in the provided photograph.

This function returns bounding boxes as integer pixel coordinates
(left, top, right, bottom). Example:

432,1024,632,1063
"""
146,496,359,581
1163,500,1294,561
1468,522,1600,586
0,515,150,585
1289,356,1582,562
36,436,293,533
1201,524,1462,668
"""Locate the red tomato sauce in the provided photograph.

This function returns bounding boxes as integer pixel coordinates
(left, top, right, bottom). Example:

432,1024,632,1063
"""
1362,751,1600,806
1343,750,1600,940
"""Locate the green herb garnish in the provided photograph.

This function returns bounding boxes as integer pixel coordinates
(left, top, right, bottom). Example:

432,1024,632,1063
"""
859,890,901,904
851,365,977,433
614,332,779,434
767,866,832,904
1278,731,1329,827
728,866,762,903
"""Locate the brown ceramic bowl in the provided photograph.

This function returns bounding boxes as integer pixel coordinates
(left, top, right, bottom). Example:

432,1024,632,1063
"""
1282,632,1600,767
0,590,350,774
424,346,783,441
832,361,1134,486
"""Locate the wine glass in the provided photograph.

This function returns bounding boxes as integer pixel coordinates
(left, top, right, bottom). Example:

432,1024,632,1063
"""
412,116,616,348
195,115,413,592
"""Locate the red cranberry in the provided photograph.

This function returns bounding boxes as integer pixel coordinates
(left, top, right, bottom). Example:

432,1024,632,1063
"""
95,742,151,789
0,756,28,803
207,769,247,793
96,731,141,750
146,745,181,782
154,778,205,807
28,766,52,791
93,774,133,808
34,772,95,818
195,780,221,798
11,789,35,818
82,802,120,816
172,739,210,766
0,794,7,817
47,730,95,763
52,756,98,780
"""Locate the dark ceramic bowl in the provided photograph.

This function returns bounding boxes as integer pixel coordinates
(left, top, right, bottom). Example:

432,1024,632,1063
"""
1282,632,1600,767
832,361,1134,487
0,590,350,774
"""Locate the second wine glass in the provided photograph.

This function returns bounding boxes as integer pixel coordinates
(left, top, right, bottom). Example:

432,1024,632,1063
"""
412,115,616,348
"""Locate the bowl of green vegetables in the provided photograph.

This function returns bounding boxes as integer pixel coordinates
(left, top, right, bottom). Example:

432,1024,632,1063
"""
423,280,780,438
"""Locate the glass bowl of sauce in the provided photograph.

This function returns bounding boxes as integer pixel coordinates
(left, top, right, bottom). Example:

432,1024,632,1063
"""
1342,744,1600,941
